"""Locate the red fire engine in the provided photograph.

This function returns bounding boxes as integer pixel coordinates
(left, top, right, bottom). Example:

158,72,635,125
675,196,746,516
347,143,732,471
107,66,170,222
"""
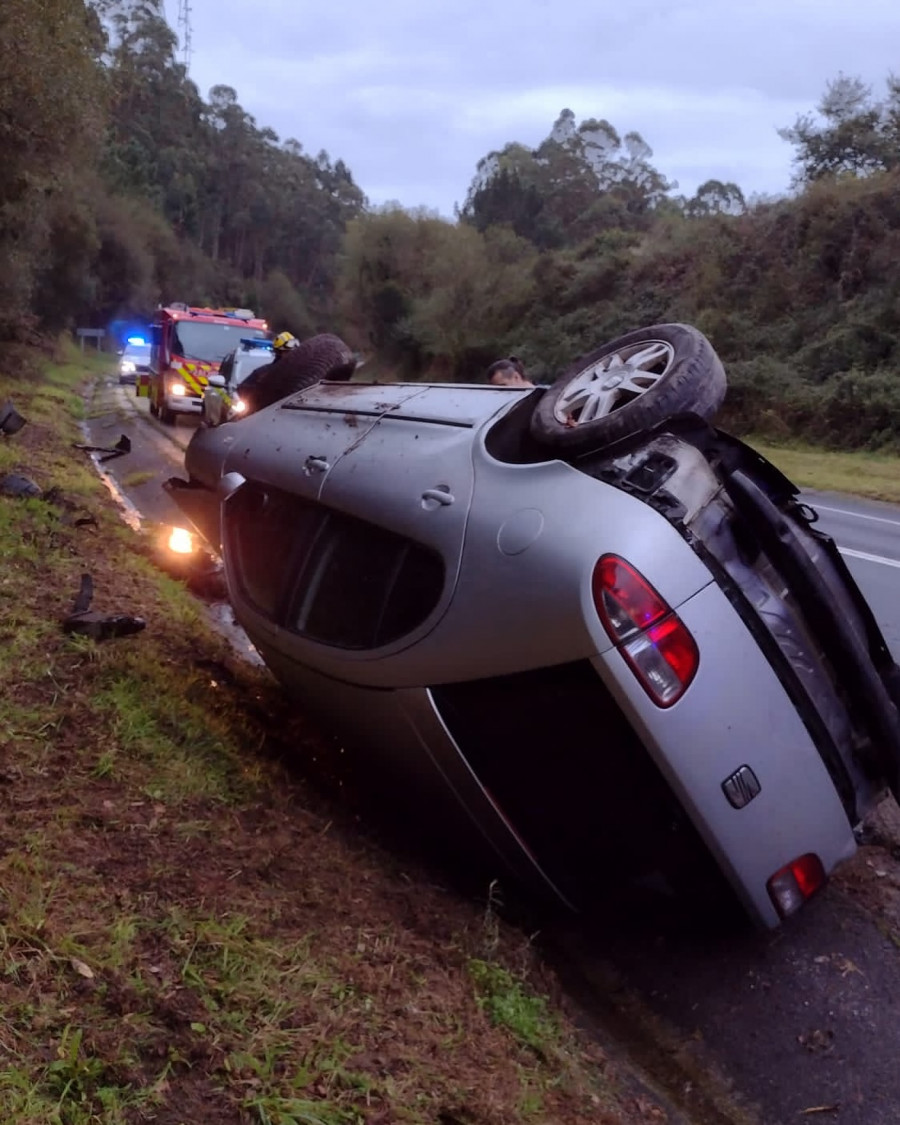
136,303,268,424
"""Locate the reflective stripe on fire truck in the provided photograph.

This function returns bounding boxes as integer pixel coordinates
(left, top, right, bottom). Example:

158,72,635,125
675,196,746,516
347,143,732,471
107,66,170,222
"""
175,361,213,398
135,373,150,398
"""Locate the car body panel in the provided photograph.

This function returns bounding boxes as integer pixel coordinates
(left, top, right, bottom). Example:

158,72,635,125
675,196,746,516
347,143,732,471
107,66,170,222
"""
591,580,859,928
248,646,575,906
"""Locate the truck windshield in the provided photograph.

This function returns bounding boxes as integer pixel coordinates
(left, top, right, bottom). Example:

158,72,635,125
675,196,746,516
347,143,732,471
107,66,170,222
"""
172,322,266,364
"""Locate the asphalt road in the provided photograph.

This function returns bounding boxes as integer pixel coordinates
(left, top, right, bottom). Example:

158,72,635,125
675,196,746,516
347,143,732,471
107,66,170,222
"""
86,382,900,1125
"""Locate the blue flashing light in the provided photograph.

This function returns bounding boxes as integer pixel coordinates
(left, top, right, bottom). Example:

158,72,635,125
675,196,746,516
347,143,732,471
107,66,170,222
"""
240,337,273,349
127,336,147,346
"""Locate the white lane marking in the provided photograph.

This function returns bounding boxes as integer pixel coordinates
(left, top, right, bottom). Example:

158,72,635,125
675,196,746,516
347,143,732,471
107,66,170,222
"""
813,502,900,529
840,547,900,570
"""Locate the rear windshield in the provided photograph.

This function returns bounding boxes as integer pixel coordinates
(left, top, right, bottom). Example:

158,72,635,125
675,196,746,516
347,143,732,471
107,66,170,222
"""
124,344,151,362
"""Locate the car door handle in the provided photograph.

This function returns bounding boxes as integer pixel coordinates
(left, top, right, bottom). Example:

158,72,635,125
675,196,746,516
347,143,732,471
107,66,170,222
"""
305,456,330,473
421,488,455,506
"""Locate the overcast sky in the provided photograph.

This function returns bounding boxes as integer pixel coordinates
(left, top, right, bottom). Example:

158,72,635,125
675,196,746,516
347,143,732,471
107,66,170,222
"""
169,0,900,216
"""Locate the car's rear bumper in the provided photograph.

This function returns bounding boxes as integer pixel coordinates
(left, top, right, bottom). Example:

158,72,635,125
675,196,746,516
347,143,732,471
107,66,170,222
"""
590,578,862,928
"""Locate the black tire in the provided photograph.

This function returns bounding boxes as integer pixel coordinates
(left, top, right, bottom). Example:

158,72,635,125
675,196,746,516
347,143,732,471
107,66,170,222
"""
159,404,176,426
149,399,159,417
529,323,726,454
239,334,357,415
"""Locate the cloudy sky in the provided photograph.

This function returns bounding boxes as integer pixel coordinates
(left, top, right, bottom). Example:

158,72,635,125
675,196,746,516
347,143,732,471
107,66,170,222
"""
169,0,900,216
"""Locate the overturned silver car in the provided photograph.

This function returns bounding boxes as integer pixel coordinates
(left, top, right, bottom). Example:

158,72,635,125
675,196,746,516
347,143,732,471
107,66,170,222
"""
168,324,900,928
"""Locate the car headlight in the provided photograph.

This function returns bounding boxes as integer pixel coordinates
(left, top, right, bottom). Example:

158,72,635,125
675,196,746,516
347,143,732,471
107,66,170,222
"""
120,361,136,374
232,398,246,414
170,383,186,396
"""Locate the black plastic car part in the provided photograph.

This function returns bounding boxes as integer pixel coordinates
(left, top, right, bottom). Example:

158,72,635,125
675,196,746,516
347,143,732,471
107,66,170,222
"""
724,469,900,798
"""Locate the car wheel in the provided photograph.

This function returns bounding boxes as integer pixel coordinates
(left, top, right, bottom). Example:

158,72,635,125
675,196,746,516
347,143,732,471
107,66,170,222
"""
529,323,726,454
240,334,357,414
283,333,357,392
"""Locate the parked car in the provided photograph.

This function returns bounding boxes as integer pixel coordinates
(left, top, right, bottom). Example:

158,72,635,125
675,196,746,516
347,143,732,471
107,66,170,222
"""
201,336,275,426
118,338,152,385
167,324,900,929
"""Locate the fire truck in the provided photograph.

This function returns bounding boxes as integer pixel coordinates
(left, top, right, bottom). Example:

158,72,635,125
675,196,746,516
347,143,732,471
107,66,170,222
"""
136,303,269,424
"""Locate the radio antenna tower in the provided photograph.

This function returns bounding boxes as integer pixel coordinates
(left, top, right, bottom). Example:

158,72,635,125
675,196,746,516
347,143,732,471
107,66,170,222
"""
176,0,193,72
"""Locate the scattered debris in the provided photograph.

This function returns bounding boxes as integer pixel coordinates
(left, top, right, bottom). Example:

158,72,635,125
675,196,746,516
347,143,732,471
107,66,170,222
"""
74,434,132,463
39,485,99,529
62,572,146,641
0,401,27,436
0,473,42,498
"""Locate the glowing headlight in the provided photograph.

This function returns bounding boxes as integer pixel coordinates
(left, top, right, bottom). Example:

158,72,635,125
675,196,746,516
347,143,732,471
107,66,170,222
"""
120,361,136,374
167,527,194,554
232,398,247,414
170,383,186,396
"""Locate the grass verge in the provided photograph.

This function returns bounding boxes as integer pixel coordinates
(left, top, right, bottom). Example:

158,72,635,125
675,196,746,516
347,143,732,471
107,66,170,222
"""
746,436,900,504
0,340,682,1124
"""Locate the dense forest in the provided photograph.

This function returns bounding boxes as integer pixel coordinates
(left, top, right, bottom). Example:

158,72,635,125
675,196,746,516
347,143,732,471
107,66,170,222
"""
4,0,900,448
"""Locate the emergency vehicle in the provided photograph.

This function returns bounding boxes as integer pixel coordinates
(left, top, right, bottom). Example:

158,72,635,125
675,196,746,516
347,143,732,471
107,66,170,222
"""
136,303,268,424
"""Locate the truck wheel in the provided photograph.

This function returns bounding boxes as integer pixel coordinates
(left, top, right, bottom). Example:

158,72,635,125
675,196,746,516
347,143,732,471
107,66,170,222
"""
529,323,726,454
159,404,176,426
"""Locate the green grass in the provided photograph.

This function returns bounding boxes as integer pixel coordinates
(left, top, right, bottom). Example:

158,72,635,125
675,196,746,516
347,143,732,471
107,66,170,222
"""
747,435,900,503
467,958,560,1055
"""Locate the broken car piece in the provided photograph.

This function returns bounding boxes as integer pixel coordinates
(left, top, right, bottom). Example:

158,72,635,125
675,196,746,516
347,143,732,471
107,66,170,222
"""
74,434,131,463
0,401,27,436
62,572,146,641
0,473,42,498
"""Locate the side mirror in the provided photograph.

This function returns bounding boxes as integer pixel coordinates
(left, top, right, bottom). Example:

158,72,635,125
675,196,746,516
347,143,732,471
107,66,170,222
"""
208,374,226,389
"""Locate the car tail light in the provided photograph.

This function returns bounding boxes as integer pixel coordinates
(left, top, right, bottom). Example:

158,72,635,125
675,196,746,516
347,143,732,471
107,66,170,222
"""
593,554,699,707
767,853,826,918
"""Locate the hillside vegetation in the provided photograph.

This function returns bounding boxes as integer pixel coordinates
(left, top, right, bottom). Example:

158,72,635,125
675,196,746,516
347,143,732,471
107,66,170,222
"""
4,2,900,453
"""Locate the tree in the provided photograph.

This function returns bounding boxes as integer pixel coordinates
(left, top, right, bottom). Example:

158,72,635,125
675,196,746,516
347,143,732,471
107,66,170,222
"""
0,0,106,338
462,109,673,249
340,206,536,375
687,180,746,217
779,73,893,183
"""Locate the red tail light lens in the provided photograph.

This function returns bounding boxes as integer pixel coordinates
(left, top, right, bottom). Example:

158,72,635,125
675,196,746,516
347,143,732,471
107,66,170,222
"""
767,853,826,918
593,554,699,707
